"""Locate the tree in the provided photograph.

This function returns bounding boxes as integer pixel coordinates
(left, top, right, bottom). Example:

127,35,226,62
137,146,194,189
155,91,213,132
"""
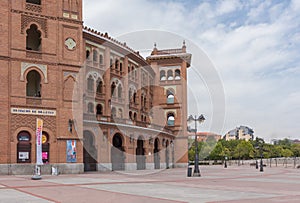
234,140,255,160
291,144,300,157
209,141,224,160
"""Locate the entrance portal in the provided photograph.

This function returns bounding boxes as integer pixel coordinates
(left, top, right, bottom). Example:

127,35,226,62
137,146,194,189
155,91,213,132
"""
154,138,160,169
83,131,97,172
136,136,146,170
111,133,125,171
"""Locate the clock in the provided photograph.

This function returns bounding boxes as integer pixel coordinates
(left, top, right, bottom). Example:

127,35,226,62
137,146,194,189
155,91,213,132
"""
65,37,76,50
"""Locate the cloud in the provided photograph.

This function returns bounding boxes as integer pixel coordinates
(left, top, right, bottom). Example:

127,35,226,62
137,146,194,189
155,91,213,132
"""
83,0,300,141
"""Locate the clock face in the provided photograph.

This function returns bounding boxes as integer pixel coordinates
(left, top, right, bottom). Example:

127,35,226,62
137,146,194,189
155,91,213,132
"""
65,37,76,50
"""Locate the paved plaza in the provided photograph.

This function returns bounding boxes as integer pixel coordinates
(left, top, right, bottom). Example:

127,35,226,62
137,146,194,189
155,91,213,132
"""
0,165,299,203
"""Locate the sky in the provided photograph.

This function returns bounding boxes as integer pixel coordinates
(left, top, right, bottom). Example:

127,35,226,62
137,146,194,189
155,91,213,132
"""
83,0,300,142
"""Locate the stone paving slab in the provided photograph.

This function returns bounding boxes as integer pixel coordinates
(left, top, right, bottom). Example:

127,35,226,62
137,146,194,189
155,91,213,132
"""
0,166,299,202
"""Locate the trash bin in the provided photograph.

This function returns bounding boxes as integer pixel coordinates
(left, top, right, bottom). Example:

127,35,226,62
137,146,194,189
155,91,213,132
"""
187,167,192,177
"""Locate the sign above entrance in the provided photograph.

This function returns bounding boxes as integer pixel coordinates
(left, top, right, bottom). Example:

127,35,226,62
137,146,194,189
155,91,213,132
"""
11,108,56,116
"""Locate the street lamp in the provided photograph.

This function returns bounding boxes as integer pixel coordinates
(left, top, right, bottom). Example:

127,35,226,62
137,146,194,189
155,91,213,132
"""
255,138,265,172
187,114,205,177
224,156,228,168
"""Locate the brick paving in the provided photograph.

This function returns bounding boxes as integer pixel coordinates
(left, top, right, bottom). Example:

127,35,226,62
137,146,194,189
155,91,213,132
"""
0,165,300,203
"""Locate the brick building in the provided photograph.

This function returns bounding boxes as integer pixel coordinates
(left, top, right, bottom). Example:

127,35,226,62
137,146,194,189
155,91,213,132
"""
0,0,191,174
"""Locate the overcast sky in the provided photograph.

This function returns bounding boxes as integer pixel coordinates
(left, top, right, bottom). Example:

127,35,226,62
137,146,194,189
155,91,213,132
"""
83,0,300,142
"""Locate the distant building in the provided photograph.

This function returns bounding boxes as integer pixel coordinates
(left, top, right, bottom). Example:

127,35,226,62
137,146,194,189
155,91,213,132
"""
188,132,221,142
224,126,254,141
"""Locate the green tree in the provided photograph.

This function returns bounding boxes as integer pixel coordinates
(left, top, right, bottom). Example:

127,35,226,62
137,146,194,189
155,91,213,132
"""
291,144,300,157
209,141,224,160
234,140,255,160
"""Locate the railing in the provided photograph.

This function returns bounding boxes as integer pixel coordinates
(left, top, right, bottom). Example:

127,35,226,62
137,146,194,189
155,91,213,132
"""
156,48,183,55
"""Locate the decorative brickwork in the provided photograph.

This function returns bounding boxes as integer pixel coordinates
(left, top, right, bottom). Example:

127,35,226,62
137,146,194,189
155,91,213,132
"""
25,3,42,13
11,114,56,136
21,14,48,38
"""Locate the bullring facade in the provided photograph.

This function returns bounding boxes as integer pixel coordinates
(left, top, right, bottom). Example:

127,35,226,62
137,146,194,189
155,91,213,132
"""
0,0,191,174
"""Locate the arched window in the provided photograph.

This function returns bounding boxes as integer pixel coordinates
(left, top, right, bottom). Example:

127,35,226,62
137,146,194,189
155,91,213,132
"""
133,112,137,121
141,94,144,106
86,50,90,59
160,70,166,81
144,116,147,122
111,82,116,97
144,97,147,107
26,24,41,51
93,50,98,62
110,58,113,67
26,0,41,5
99,54,103,64
118,109,123,118
167,70,173,80
88,103,94,113
129,88,132,102
129,111,132,120
96,104,103,116
167,112,175,126
133,92,137,104
167,89,175,104
17,131,31,163
120,63,123,73
87,75,94,91
175,69,181,80
96,79,103,94
115,59,119,70
111,107,116,118
26,70,41,97
117,84,122,99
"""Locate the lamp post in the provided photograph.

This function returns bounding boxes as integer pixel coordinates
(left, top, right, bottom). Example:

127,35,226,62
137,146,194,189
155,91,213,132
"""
187,114,205,177
224,156,228,168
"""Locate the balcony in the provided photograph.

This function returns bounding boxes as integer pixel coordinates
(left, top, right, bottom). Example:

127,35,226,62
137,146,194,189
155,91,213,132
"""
26,97,42,105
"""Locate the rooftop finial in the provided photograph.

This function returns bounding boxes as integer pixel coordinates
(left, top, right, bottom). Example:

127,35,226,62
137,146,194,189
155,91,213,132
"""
154,42,157,49
183,40,186,47
182,40,186,52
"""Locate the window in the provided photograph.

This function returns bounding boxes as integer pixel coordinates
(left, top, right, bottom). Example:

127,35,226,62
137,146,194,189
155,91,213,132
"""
88,103,94,113
160,70,166,81
120,63,123,73
111,107,116,118
96,104,103,116
167,112,175,126
167,89,175,104
175,69,181,80
87,75,94,91
129,88,132,102
133,112,137,121
167,70,174,80
110,58,113,67
111,82,116,97
93,50,98,62
99,54,103,64
26,0,41,5
26,70,41,97
115,59,119,70
117,84,122,99
129,111,132,120
133,92,137,104
26,24,41,51
96,79,103,94
118,109,123,118
86,50,90,59
17,131,31,163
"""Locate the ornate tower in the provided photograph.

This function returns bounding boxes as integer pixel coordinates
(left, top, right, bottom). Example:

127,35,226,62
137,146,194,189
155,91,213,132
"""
147,42,191,166
0,0,84,173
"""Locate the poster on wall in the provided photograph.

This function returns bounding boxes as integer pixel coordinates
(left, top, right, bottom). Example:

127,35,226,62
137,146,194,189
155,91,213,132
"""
36,118,43,165
66,140,77,163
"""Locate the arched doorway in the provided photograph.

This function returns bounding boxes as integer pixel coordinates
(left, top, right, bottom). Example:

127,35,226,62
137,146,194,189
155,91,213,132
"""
42,132,50,163
165,140,170,169
154,138,160,169
111,133,125,171
17,131,31,163
83,131,97,172
136,136,146,170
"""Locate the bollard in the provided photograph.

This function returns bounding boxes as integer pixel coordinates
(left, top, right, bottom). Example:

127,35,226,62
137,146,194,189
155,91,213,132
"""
187,167,192,177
